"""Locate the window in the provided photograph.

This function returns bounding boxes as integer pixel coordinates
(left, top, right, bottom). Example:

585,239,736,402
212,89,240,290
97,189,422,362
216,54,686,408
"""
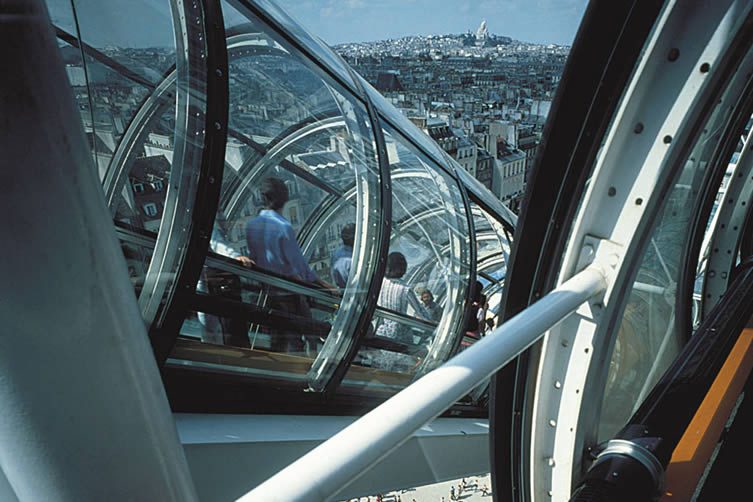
343,122,471,391
170,3,382,391
132,181,145,194
152,180,164,192
143,203,158,217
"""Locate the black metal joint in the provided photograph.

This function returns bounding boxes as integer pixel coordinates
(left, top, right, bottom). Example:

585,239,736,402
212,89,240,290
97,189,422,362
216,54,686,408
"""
570,439,663,502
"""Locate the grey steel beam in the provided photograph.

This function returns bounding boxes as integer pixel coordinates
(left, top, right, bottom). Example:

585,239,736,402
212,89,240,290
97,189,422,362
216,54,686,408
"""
178,415,488,502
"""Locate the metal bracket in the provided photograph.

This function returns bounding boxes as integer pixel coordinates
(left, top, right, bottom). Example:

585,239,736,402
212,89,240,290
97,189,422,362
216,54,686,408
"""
576,235,624,307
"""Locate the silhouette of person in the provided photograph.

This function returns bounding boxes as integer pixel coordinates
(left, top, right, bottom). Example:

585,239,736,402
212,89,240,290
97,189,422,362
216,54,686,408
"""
331,222,355,288
368,252,431,372
245,176,334,352
198,222,254,347
477,293,488,335
376,252,428,344
465,280,484,335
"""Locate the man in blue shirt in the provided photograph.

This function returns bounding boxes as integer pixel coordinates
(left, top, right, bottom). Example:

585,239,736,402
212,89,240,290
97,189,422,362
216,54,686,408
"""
245,176,333,353
245,177,319,284
330,223,355,289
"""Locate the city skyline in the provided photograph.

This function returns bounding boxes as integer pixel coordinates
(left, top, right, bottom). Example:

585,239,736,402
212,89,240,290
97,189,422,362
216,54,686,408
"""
276,0,588,46
48,0,588,48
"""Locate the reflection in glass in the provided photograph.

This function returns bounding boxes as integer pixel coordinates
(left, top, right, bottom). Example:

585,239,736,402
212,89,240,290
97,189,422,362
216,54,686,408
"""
359,75,450,169
236,0,357,92
597,153,708,440
49,0,516,405
65,0,177,182
168,5,382,386
48,0,210,329
342,123,471,395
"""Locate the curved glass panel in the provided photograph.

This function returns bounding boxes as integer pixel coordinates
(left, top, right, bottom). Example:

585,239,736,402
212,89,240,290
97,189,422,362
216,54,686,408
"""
358,75,451,171
479,261,506,319
72,0,177,81
167,4,382,386
455,203,510,408
457,167,518,230
232,0,358,92
50,0,211,328
454,204,509,349
596,129,727,442
341,122,471,395
47,1,99,173
66,0,179,183
473,203,511,266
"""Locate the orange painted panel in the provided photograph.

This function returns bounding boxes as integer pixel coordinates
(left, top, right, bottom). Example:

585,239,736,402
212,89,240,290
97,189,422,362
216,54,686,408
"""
661,328,753,500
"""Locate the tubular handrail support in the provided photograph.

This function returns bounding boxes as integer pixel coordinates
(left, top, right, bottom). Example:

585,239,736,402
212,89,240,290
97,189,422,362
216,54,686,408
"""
239,265,608,502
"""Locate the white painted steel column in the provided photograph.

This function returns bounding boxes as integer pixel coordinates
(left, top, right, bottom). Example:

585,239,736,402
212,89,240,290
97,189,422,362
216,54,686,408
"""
0,2,197,500
241,266,607,502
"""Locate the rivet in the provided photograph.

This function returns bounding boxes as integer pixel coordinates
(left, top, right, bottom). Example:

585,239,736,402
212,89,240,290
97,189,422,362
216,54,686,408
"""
549,419,557,427
668,48,680,61
634,123,644,134
554,380,562,389
700,62,710,73
608,186,617,197
214,122,222,130
663,135,672,144
635,198,643,205
547,457,556,467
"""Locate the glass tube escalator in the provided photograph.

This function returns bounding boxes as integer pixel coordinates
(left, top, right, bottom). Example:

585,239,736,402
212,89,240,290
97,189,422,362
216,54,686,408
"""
46,0,516,417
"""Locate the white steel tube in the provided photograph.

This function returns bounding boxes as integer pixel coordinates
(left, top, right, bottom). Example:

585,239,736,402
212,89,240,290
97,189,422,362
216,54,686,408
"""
0,2,197,500
240,266,607,501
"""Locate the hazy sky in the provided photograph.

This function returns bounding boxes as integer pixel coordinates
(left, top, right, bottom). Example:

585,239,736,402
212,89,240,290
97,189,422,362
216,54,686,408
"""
275,0,589,46
48,0,588,48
